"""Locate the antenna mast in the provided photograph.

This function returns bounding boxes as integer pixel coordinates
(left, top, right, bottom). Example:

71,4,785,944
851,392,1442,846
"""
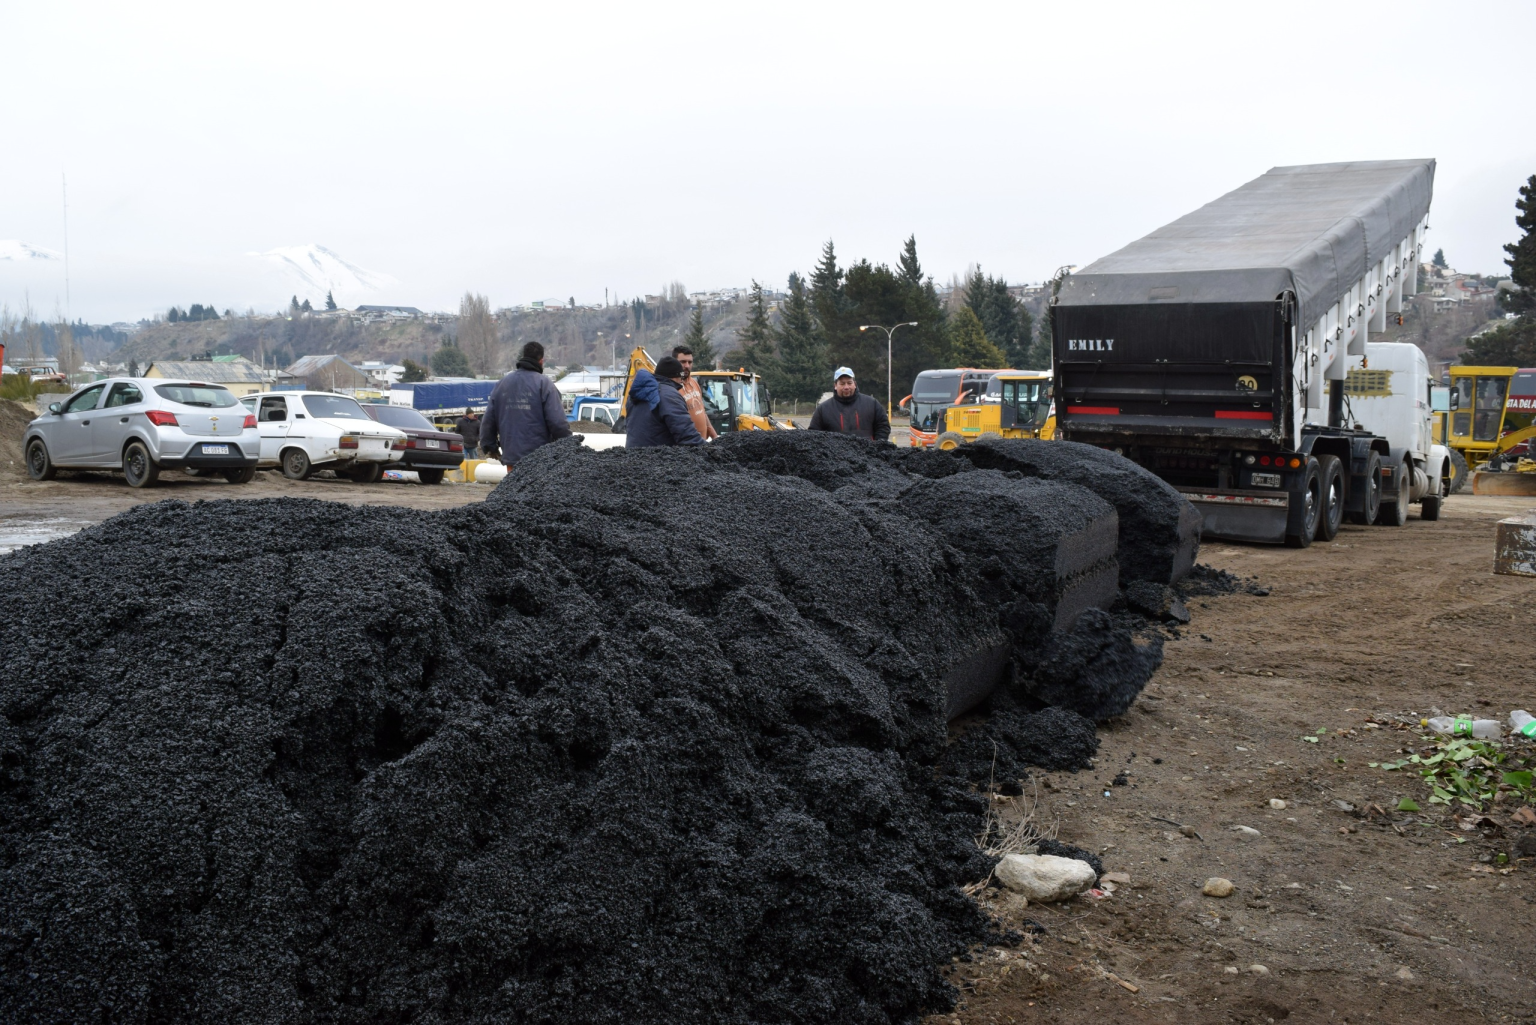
61,173,71,320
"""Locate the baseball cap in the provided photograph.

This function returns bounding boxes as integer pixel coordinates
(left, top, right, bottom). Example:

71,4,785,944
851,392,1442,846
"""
833,366,855,382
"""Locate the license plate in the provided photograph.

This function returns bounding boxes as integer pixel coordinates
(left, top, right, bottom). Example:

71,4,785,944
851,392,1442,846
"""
1251,472,1281,488
424,439,441,449
202,444,230,455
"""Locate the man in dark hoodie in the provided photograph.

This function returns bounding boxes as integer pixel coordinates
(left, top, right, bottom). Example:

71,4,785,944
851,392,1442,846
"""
626,356,704,449
808,365,890,442
482,341,572,465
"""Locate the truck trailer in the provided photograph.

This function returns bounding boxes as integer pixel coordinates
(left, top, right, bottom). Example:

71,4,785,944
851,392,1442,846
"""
1052,159,1447,547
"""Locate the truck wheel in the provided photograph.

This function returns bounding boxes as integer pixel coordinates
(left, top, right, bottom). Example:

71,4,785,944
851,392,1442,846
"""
25,439,57,481
222,467,257,484
1448,449,1470,494
1345,451,1382,525
936,431,967,451
418,468,445,485
1315,455,1344,541
281,448,313,480
1376,462,1409,526
1285,458,1321,548
1420,493,1442,521
123,440,160,489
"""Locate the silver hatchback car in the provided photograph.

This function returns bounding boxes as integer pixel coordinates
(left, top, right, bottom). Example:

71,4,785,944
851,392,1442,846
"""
24,377,261,487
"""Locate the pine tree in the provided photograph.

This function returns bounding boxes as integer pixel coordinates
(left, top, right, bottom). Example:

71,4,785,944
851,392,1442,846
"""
300,298,313,313
730,280,777,374
773,272,828,403
168,307,181,323
400,359,429,383
893,235,951,388
325,290,337,311
289,296,301,319
809,240,852,365
1501,174,1536,316
947,306,1007,368
964,267,1036,368
683,304,717,368
431,343,473,377
206,303,220,320
1432,248,1448,269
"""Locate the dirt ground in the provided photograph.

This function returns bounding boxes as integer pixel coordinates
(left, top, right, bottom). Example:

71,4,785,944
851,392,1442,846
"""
2,464,1533,1023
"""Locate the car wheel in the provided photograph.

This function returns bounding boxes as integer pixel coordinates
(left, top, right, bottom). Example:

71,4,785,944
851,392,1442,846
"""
222,466,257,484
281,448,312,480
349,462,384,484
25,438,57,480
1314,454,1343,541
123,440,160,488
418,467,445,485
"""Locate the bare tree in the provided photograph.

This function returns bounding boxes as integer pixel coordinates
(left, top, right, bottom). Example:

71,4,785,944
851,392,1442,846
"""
54,312,81,379
458,292,498,376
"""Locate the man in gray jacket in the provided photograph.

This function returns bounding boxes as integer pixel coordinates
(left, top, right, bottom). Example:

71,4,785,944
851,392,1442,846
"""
808,366,890,442
482,342,572,465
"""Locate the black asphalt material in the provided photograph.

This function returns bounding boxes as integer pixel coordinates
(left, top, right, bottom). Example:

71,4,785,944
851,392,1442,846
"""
0,432,1183,1023
958,437,1203,586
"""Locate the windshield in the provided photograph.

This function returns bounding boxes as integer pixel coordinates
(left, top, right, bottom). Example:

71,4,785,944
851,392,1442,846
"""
366,404,433,430
154,384,238,408
910,372,962,429
1001,378,1050,427
302,394,371,420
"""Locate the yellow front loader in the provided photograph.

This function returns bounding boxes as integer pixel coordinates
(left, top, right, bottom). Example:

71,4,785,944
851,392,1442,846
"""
1436,365,1536,495
933,371,1055,450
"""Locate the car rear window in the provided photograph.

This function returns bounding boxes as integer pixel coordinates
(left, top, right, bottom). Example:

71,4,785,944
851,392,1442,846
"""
301,394,370,420
365,404,434,430
154,384,239,408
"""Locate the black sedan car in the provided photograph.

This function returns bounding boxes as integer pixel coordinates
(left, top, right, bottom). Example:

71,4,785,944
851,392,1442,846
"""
362,404,464,484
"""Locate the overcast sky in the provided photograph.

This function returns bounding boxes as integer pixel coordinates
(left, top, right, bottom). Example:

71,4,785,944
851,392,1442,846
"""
2,0,1533,323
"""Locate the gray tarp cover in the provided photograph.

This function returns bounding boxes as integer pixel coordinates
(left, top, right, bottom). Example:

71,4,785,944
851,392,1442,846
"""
1057,160,1435,332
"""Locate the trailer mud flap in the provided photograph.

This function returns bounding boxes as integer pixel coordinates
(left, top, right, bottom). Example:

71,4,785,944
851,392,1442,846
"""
1179,489,1290,544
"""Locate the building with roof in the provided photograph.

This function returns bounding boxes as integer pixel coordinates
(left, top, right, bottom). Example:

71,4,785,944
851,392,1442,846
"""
284,354,369,392
143,357,266,397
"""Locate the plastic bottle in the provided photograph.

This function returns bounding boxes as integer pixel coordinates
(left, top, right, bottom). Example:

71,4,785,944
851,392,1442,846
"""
1423,715,1503,740
1511,710,1536,739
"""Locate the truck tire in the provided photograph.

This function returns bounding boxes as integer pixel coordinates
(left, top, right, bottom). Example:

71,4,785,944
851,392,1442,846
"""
1345,451,1382,525
25,438,57,481
1448,449,1470,494
1420,493,1442,521
936,431,968,451
1285,457,1321,548
123,440,160,489
1376,461,1409,526
281,448,313,481
1315,454,1344,541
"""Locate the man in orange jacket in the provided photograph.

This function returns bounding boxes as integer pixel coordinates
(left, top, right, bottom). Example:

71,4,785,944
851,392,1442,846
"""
672,344,719,441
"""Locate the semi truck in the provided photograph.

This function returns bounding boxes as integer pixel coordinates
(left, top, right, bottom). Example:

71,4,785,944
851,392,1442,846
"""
1052,159,1448,547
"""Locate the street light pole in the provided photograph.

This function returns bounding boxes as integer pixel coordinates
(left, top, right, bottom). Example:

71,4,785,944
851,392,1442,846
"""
859,322,919,415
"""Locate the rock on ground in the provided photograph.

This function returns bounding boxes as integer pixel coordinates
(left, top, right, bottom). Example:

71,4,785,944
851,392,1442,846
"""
993,854,1098,901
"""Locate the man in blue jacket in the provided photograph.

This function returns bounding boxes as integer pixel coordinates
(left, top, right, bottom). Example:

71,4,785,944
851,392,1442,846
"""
482,341,572,465
626,356,704,449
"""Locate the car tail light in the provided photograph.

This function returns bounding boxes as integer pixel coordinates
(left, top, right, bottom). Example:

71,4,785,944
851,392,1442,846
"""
449,441,463,452
145,409,178,427
242,414,256,429
340,435,358,449
392,439,416,450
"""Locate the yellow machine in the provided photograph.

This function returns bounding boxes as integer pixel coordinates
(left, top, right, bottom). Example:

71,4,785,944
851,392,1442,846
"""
1435,365,1536,493
618,346,796,434
933,371,1056,450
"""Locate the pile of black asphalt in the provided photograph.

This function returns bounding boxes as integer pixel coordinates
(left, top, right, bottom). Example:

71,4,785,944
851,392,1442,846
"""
0,431,1193,1024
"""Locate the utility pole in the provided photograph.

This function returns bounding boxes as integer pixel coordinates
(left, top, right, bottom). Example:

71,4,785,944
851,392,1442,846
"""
61,173,71,321
858,322,918,415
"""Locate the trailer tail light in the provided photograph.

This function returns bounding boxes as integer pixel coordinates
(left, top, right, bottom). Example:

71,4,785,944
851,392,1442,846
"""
1287,457,1302,468
340,436,358,449
145,409,178,427
242,414,256,429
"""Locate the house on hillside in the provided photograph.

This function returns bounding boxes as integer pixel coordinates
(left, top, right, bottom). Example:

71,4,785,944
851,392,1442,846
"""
353,305,424,323
285,354,369,392
144,357,266,397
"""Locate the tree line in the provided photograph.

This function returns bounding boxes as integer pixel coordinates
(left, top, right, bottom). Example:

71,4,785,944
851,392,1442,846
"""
715,236,1047,404
1461,173,1536,365
167,304,224,323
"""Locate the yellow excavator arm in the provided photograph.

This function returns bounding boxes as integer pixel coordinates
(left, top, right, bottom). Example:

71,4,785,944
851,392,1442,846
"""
618,345,656,415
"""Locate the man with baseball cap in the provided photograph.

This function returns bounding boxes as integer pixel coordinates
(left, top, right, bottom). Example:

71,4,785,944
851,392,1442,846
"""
807,366,890,442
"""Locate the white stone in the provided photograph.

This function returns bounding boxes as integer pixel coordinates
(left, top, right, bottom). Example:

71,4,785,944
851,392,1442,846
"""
1269,799,1287,810
994,854,1098,902
1230,825,1262,837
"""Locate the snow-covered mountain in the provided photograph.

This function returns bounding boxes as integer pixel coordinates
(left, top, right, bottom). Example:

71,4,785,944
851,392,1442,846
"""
249,244,396,306
0,240,62,262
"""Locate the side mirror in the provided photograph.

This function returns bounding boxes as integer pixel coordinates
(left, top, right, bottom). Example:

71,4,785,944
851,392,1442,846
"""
1448,390,1459,411
48,402,62,414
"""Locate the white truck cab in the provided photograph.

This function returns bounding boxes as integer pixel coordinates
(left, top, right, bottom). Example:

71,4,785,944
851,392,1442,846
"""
1342,342,1450,521
239,391,406,481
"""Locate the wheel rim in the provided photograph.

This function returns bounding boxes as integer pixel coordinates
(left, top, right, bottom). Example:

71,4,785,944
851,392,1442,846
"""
1327,479,1341,519
126,447,145,481
27,443,44,475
